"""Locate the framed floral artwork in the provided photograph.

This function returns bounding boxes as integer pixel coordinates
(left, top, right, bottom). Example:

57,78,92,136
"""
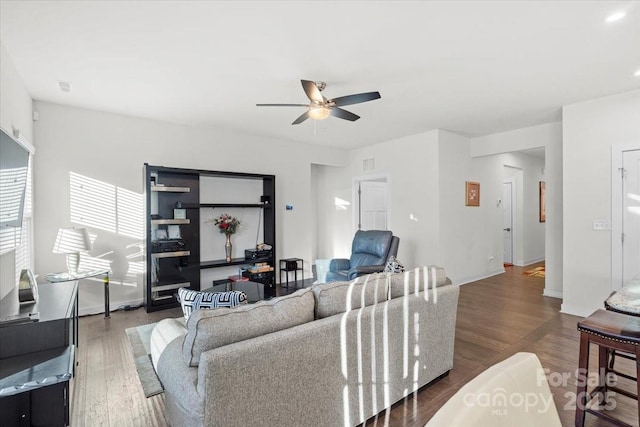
465,181,480,206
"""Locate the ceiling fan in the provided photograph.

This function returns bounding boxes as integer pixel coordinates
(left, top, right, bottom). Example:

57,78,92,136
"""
257,80,381,125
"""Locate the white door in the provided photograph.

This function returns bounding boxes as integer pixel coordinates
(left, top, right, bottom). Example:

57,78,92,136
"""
623,150,640,284
359,181,387,230
503,182,513,265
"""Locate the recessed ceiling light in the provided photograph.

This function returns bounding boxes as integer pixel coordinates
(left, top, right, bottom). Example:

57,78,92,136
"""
635,69,640,77
605,11,626,23
58,80,71,92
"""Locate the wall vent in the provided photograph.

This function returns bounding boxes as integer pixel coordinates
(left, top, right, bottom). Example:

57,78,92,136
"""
363,158,375,172
58,80,71,92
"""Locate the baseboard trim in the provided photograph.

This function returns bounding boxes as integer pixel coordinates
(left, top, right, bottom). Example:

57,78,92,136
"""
560,303,594,318
543,288,562,299
79,298,144,317
457,268,505,286
513,257,545,267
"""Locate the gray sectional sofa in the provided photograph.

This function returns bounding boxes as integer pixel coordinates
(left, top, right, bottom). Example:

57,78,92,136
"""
152,266,459,427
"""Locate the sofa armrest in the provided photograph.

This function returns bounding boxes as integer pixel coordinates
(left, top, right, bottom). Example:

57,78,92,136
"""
156,338,205,426
150,317,187,370
348,264,385,280
329,258,350,271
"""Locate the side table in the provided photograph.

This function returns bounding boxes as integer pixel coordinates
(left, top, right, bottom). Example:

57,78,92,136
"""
279,258,303,288
46,269,111,318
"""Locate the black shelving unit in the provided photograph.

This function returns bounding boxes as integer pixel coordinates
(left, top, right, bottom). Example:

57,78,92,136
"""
144,165,200,312
144,164,276,311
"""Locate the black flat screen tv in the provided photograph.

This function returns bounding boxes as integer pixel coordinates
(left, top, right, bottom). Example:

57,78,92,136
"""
0,127,30,230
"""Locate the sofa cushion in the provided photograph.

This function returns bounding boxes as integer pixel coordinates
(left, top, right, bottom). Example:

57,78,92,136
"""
182,288,315,366
388,266,449,299
311,273,388,319
177,288,247,320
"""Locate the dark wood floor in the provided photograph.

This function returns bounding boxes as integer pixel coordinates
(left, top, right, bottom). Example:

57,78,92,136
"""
71,264,637,426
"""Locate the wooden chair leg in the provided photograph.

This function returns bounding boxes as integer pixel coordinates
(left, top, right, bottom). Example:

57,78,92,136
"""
576,333,590,427
609,349,617,370
599,345,609,397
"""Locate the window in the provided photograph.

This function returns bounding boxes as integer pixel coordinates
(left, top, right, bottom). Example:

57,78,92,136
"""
0,149,33,282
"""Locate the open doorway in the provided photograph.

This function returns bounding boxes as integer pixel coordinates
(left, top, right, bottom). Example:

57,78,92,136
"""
501,148,545,269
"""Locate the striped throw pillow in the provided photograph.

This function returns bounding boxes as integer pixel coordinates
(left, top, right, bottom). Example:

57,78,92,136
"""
177,288,247,320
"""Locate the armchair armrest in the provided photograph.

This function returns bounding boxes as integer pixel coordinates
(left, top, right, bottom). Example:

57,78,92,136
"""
348,265,385,280
329,258,350,272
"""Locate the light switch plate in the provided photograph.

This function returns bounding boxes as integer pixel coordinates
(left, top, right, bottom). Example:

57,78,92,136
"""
593,220,611,231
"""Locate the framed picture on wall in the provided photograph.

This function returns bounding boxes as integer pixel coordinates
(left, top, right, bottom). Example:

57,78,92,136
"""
465,181,480,206
539,181,546,222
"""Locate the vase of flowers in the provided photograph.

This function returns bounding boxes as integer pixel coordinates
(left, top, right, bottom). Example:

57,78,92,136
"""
210,213,240,262
224,234,232,263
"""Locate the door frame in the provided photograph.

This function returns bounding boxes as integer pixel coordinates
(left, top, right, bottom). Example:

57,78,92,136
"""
503,180,514,265
502,167,523,265
611,144,640,290
352,173,390,233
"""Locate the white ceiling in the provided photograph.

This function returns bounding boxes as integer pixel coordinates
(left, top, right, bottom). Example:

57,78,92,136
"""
1,1,639,149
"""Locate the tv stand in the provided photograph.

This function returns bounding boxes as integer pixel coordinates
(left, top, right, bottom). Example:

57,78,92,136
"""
0,281,78,427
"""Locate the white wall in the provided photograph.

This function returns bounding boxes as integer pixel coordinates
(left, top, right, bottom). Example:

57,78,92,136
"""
562,90,640,316
0,43,32,143
313,164,353,261
0,42,33,300
315,129,520,286
32,101,347,314
470,122,562,298
438,130,504,284
346,131,441,270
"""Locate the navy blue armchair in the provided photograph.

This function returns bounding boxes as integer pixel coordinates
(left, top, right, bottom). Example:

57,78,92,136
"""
325,230,400,282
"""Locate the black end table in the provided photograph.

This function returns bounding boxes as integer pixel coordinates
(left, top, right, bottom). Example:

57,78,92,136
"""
279,258,303,288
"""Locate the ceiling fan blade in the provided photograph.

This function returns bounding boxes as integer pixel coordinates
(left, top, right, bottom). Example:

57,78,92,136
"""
330,107,360,121
331,91,381,107
292,111,311,125
301,80,324,103
256,103,309,107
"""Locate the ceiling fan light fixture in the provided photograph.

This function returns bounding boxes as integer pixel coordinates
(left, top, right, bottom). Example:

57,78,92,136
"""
257,79,380,124
309,105,330,120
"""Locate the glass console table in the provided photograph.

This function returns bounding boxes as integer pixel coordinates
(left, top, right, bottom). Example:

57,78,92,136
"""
46,268,111,318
